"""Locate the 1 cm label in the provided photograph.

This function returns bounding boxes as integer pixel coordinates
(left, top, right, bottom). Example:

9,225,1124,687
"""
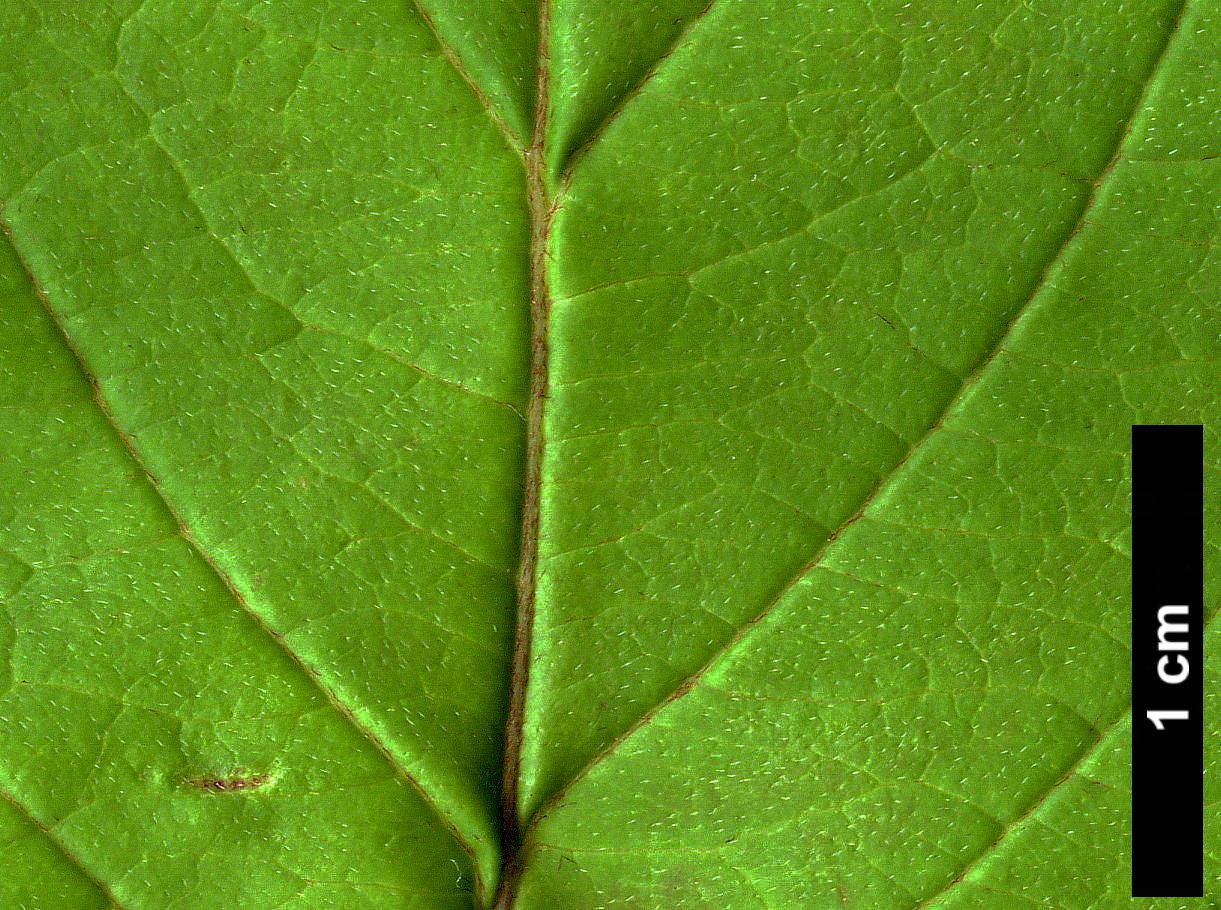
1146,604,1190,730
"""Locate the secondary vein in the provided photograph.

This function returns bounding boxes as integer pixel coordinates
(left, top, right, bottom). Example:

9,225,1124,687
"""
0,783,127,910
555,0,723,186
406,0,528,157
913,607,1219,908
512,0,1193,857
0,217,485,902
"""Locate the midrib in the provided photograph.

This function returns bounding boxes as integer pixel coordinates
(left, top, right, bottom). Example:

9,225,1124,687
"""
495,0,556,905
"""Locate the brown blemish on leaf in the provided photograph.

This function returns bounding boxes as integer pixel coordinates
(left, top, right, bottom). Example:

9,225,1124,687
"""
188,772,271,793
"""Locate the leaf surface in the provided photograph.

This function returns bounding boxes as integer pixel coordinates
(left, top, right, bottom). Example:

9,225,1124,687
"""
0,1,1217,908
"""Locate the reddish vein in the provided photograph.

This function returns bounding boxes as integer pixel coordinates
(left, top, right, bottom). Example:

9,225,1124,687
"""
0,784,127,909
495,1,555,905
506,0,1195,873
0,216,485,903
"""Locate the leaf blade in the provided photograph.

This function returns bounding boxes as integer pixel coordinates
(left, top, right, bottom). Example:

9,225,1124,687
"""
1,0,1217,907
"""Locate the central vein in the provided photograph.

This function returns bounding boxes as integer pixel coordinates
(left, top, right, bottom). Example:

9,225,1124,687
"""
496,3,554,906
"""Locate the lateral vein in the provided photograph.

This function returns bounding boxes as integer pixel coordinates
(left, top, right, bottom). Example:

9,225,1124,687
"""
0,782,128,910
514,0,1193,851
557,0,724,185
914,607,1218,908
405,1,528,157
0,217,485,901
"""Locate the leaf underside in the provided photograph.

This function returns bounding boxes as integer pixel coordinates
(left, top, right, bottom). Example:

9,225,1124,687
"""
0,1,1217,909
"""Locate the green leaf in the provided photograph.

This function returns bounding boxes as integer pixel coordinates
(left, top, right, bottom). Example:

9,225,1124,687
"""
0,1,1216,908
